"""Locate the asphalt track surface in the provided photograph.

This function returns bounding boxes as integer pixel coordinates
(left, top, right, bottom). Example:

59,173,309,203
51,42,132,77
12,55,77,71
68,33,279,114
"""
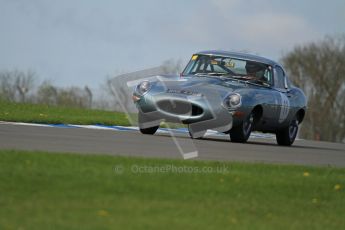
1,123,344,167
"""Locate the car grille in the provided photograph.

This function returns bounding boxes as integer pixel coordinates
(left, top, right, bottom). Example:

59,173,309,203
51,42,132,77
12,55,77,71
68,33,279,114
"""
157,100,203,116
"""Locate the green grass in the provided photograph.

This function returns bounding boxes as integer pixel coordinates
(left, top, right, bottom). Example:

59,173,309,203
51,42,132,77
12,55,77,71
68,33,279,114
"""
0,150,344,230
0,100,185,128
0,100,130,126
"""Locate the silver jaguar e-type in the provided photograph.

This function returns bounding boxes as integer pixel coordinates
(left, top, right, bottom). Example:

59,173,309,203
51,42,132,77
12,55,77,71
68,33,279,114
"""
132,51,306,146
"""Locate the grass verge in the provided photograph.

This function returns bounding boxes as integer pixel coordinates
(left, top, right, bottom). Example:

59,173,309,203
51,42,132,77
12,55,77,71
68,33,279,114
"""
0,100,185,128
0,150,344,229
0,100,130,126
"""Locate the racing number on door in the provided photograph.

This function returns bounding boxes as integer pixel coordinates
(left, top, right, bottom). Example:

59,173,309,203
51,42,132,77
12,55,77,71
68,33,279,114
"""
279,93,290,123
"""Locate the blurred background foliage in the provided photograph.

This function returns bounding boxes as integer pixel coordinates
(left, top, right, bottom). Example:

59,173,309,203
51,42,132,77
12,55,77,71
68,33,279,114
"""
281,35,345,142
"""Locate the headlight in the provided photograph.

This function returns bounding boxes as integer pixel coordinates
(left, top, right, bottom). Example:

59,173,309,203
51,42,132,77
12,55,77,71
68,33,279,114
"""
136,81,151,96
223,93,242,109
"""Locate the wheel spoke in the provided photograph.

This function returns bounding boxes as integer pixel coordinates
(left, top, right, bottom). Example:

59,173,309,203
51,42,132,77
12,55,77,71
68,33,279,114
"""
244,114,253,135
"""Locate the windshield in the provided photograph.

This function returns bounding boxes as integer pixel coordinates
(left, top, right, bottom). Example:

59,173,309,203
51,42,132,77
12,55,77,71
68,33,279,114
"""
182,54,273,86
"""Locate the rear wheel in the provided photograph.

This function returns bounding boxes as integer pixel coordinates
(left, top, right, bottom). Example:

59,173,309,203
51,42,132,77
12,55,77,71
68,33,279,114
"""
230,113,254,143
276,117,298,146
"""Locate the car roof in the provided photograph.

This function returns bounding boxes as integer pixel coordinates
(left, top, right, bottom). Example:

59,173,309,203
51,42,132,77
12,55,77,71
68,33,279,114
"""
195,50,280,66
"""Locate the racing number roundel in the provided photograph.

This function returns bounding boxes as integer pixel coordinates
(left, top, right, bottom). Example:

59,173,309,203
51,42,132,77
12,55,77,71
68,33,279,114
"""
279,93,290,123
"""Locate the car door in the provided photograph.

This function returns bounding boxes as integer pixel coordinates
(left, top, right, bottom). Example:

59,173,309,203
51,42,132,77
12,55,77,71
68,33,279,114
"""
272,66,293,127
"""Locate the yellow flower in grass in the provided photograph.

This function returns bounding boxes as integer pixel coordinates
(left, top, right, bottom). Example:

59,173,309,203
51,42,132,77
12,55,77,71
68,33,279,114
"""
334,184,341,191
303,172,310,177
97,210,109,217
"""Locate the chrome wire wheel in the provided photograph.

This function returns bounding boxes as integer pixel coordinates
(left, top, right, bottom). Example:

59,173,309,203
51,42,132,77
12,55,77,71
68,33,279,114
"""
243,113,254,137
289,120,298,140
276,116,299,146
230,112,254,143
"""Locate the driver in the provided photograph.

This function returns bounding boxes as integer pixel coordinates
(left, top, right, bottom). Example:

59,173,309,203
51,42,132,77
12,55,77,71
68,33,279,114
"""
245,61,268,83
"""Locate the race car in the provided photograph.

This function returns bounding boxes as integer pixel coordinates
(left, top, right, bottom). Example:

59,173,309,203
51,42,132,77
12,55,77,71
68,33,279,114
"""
132,50,307,146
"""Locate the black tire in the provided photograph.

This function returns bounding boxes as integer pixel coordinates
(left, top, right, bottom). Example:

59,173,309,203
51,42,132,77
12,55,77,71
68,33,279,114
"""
276,118,298,146
230,113,254,143
139,126,159,135
138,112,159,135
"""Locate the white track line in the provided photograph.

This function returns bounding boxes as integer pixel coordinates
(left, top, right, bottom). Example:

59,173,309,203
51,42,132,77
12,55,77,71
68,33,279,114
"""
0,121,276,139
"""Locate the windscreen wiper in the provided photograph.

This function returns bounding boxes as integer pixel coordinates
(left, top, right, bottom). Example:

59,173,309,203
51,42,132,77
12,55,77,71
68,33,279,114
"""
247,79,271,87
195,72,228,76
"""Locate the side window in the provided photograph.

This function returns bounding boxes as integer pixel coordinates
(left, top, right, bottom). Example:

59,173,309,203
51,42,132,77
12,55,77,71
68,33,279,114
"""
274,66,286,89
263,68,273,85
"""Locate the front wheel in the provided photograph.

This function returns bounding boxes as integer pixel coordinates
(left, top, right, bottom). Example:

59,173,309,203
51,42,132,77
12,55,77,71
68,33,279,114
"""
139,126,159,135
230,113,254,143
276,118,298,146
138,112,159,135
